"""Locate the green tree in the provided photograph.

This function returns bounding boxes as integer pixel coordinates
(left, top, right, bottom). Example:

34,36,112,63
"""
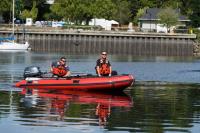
30,1,38,21
15,0,24,19
178,0,193,15
0,0,11,23
157,7,178,33
80,0,94,24
188,0,200,27
133,7,148,25
129,0,142,19
92,0,116,20
51,0,117,24
23,0,46,9
113,0,132,24
1,0,198,28
71,0,93,24
50,0,76,22
139,0,156,7
128,0,157,22
0,0,11,13
20,9,31,19
22,0,46,20
20,1,38,21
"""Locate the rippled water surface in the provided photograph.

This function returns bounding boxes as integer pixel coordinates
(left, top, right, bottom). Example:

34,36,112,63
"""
0,51,200,133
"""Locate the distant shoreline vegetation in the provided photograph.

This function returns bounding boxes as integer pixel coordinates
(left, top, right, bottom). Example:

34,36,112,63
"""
0,0,199,28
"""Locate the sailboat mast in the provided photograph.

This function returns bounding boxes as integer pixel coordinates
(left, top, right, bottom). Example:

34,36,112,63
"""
12,0,14,44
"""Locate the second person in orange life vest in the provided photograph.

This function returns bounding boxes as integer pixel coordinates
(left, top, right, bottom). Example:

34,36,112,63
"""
51,57,71,77
96,52,112,77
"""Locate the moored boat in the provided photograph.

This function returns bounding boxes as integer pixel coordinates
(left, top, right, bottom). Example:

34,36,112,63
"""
0,0,30,51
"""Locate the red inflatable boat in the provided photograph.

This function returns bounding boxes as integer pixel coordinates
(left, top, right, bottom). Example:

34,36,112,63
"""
15,74,134,91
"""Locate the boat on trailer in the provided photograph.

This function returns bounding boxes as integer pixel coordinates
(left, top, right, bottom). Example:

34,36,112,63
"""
15,66,135,91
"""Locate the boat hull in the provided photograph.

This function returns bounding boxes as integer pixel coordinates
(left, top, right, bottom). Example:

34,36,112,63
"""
15,74,135,91
0,41,30,50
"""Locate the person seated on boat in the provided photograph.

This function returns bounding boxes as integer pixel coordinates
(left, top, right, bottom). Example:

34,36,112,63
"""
51,57,71,77
96,51,112,77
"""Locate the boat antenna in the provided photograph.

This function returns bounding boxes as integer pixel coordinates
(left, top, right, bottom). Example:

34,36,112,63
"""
12,0,15,44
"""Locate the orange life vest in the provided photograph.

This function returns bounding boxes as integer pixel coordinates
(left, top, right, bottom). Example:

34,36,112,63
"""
52,65,67,77
99,63,110,75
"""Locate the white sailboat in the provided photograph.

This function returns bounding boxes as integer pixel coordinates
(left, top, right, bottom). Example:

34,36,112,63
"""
0,0,30,50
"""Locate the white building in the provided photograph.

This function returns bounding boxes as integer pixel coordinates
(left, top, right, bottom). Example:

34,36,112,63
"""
89,18,119,30
25,18,33,26
139,8,190,33
46,0,54,4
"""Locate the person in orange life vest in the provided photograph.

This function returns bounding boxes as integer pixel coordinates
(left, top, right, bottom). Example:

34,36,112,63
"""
96,52,112,77
51,57,71,77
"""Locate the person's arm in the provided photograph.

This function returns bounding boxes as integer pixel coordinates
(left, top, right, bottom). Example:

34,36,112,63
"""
65,65,71,76
109,66,112,76
96,59,101,76
50,61,57,72
108,61,112,76
96,66,101,76
66,71,71,76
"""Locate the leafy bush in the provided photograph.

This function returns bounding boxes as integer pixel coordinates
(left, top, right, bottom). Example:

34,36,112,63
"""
193,28,200,43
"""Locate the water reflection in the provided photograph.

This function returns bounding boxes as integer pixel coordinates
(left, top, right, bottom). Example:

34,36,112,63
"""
129,85,200,132
1,84,200,132
20,88,133,126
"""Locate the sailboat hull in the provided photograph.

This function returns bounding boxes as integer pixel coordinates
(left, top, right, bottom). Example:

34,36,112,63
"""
0,41,30,50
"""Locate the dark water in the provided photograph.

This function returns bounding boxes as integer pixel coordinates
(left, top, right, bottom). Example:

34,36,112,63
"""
0,51,200,132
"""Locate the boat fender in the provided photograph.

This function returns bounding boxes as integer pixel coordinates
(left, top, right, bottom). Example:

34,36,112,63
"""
25,77,41,81
25,77,41,84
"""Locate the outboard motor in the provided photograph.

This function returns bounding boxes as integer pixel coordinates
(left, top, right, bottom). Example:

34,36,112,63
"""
23,66,42,78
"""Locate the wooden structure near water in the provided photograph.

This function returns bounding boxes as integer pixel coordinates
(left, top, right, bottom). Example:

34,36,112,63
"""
0,30,196,56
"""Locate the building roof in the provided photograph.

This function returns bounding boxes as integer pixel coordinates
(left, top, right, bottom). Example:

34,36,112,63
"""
139,8,190,21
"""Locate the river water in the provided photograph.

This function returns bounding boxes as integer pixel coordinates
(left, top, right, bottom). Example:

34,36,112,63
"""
0,51,200,133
